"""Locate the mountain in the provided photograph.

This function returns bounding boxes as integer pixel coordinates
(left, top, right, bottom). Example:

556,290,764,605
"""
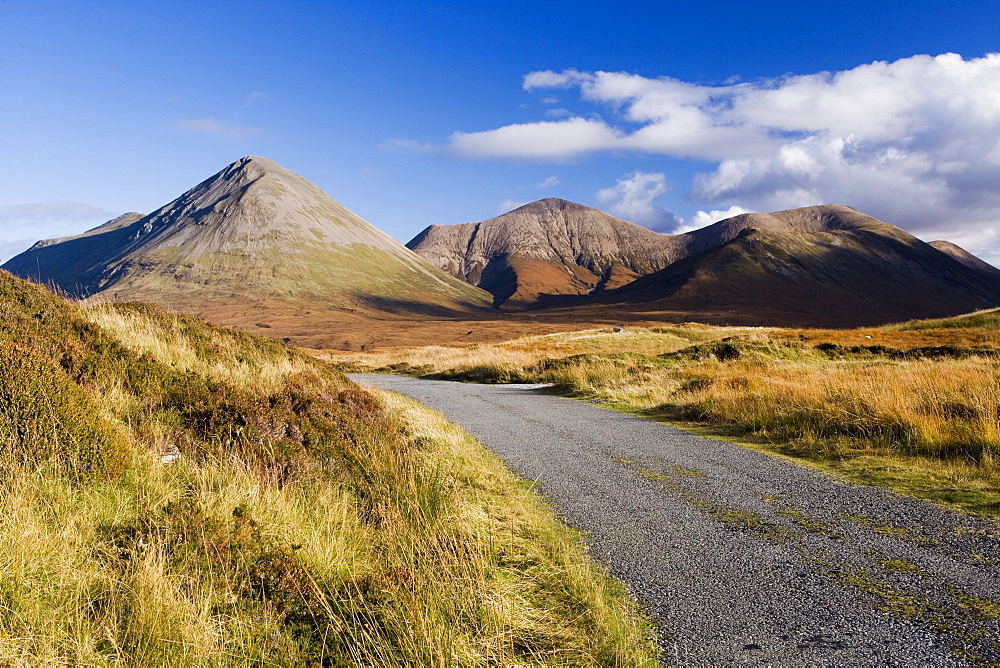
3,157,492,318
406,198,680,307
928,240,1000,277
406,200,900,309
593,210,1000,326
410,201,1000,325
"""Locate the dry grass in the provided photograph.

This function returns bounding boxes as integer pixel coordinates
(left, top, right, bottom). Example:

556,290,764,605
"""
332,325,1000,518
0,273,658,664
320,325,768,374
86,301,316,396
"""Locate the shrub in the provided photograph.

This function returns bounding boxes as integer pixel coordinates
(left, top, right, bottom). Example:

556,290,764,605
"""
0,342,132,481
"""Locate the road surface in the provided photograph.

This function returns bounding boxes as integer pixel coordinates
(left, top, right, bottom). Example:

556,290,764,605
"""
350,374,1000,664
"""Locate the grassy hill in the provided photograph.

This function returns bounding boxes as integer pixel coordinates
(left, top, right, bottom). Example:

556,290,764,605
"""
0,270,655,664
896,307,1000,331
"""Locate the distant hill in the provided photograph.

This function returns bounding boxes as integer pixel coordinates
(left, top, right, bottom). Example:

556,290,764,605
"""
3,156,492,318
407,200,906,308
410,201,1000,325
407,198,680,307
594,214,1000,326
928,240,1000,278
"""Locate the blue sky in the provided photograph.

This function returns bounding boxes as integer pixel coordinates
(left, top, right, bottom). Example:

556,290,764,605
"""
2,1,1000,262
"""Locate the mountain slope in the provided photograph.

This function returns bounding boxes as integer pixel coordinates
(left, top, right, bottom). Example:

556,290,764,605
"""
407,198,680,307
407,201,900,308
928,240,1000,278
3,157,491,316
597,223,1000,326
672,204,888,255
411,200,1000,325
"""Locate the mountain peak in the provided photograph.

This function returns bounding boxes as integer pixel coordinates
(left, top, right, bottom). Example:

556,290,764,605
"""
234,155,283,173
208,155,289,186
2,158,492,315
408,197,676,306
506,198,597,216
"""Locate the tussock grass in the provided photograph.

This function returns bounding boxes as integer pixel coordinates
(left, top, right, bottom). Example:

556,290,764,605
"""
323,325,766,377
895,307,1000,331
0,271,657,664
86,301,317,395
340,326,1000,517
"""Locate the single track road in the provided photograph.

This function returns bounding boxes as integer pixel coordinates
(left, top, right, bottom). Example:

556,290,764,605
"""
349,374,1000,664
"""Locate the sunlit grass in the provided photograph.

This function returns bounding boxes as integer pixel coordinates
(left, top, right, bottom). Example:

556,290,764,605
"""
338,325,1000,518
0,271,658,664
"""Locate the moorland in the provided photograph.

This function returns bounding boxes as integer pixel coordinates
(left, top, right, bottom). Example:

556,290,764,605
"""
326,311,1000,519
4,155,1000,661
0,270,656,663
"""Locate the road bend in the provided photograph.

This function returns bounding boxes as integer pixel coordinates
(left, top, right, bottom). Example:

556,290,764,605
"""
349,374,1000,665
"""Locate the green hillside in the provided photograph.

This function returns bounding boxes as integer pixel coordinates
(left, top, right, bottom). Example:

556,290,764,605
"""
896,307,1000,330
0,270,655,664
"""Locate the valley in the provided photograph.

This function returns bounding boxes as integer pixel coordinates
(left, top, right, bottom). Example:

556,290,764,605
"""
328,317,1000,518
3,155,1000,663
7,158,1000,350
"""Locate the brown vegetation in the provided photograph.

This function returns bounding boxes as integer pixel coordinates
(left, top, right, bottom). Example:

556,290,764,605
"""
0,271,657,664
326,320,1000,518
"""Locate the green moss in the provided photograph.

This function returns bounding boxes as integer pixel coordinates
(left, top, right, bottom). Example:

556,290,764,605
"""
880,558,924,574
954,590,1000,620
633,464,797,542
777,508,843,538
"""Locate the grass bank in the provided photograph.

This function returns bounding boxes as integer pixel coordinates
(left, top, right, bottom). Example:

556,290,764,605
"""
326,326,1000,519
0,271,657,664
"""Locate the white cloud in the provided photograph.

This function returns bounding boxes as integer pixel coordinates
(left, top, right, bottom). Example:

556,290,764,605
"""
596,171,680,231
176,118,261,141
535,176,560,188
243,91,268,107
676,205,751,233
498,199,529,214
523,69,590,90
449,117,622,161
378,138,436,153
451,53,1000,256
0,201,119,262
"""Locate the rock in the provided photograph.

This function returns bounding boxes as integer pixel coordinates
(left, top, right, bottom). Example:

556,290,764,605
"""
157,444,180,464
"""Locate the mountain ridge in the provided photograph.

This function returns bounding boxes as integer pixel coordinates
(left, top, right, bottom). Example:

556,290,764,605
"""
587,224,1000,326
410,199,1000,325
407,200,936,308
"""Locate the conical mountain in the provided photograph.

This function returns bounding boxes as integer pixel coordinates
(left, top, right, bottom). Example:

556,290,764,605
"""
4,157,492,316
407,198,680,307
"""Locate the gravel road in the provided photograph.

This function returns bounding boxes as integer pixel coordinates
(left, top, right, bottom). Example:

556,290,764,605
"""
349,374,1000,665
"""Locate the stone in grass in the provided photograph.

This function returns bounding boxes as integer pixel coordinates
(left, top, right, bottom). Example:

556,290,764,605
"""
157,444,181,464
